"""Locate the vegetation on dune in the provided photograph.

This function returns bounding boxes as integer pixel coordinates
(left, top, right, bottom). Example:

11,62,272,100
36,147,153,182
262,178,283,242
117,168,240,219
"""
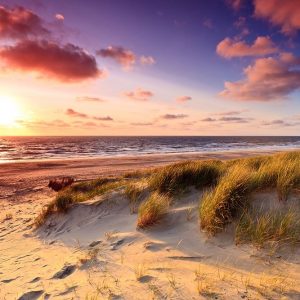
149,160,224,195
35,178,125,227
36,151,300,249
124,181,148,213
235,208,300,248
137,192,170,228
199,164,253,235
199,151,300,235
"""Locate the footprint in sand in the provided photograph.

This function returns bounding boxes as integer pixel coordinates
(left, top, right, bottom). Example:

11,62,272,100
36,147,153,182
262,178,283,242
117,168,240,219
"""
51,264,76,279
143,241,166,252
1,276,19,283
28,277,41,283
138,275,154,283
17,290,44,300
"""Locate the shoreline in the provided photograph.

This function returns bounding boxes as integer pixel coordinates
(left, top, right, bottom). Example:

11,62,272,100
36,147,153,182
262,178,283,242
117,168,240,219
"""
1,146,298,165
0,148,296,203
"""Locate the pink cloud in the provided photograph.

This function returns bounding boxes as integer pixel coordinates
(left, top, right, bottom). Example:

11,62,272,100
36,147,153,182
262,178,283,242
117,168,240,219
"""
227,0,243,10
17,119,70,128
76,96,105,102
216,36,278,58
66,108,88,118
140,55,156,65
161,114,188,120
176,96,192,103
97,46,136,69
254,0,300,35
93,116,113,121
0,5,49,39
66,108,113,121
55,13,64,21
124,88,154,101
220,53,300,101
131,122,153,126
201,117,216,122
0,40,101,82
216,110,247,116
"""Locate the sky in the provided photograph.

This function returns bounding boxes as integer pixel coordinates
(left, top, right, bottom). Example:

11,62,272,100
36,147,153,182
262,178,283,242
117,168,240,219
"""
0,0,300,136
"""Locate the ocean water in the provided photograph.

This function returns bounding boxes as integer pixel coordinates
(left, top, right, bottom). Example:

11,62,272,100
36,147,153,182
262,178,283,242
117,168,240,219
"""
0,136,299,163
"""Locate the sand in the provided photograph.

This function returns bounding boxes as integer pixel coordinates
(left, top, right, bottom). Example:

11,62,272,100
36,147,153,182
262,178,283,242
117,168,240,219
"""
1,150,300,299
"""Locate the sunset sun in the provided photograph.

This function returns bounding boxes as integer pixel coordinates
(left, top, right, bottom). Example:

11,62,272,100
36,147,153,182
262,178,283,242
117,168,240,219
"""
0,96,21,126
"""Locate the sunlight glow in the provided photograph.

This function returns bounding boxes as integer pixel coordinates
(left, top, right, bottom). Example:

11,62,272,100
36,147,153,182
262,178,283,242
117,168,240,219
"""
0,96,21,126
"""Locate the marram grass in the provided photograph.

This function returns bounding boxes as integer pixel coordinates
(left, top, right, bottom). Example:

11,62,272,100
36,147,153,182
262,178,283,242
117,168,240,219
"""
137,192,170,228
235,208,300,248
199,151,300,235
36,150,300,248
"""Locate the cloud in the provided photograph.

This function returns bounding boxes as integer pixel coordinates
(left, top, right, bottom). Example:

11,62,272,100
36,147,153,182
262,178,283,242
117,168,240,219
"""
220,53,300,101
201,117,216,122
216,36,278,58
93,116,113,121
0,40,101,82
140,55,156,65
55,13,64,21
17,119,70,128
234,16,250,38
216,110,247,116
219,116,250,123
66,108,113,121
97,46,135,69
176,96,192,103
227,0,243,10
261,119,299,127
160,114,188,120
66,108,88,118
76,96,105,102
131,122,153,126
124,88,154,101
254,0,300,35
0,5,49,39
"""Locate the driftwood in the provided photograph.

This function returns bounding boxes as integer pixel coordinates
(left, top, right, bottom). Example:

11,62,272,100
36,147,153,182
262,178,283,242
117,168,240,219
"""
48,177,74,192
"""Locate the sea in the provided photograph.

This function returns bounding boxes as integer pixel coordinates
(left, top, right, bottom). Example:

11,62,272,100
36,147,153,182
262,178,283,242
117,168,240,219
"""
0,136,299,163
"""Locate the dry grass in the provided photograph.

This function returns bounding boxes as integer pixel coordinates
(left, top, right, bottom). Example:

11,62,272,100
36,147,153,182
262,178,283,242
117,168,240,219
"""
200,151,300,235
35,151,300,249
149,160,223,195
137,192,170,228
235,208,300,248
200,163,253,234
124,181,147,213
35,177,125,226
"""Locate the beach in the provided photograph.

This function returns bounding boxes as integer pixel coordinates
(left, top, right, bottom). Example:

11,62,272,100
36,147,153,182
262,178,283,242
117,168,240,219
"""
1,150,300,299
0,149,289,202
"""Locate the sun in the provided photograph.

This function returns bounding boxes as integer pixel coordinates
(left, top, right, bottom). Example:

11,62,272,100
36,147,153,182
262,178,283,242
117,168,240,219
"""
0,96,21,126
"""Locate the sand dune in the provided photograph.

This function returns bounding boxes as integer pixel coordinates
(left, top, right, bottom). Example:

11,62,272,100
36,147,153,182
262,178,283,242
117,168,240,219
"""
1,189,299,299
1,152,300,299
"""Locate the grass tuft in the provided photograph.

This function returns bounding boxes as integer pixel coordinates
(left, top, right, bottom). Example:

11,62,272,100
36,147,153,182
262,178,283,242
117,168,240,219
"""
200,151,300,235
235,208,300,248
149,160,223,195
124,182,147,213
137,192,170,228
35,177,125,226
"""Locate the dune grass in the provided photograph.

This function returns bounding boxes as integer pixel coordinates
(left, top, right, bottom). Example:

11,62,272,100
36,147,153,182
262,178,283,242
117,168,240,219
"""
149,160,224,195
124,181,148,213
36,150,300,245
137,192,170,228
35,177,125,226
235,208,300,248
199,151,300,235
199,163,253,235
